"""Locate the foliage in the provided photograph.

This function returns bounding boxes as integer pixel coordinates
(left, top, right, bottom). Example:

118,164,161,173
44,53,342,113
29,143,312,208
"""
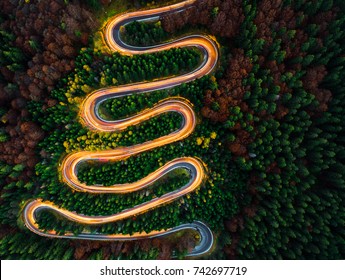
0,29,26,72
219,0,345,259
23,43,240,254
0,232,72,260
122,20,168,46
2,0,345,260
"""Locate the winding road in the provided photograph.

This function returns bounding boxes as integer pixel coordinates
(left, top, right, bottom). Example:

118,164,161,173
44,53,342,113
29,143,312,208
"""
23,0,218,257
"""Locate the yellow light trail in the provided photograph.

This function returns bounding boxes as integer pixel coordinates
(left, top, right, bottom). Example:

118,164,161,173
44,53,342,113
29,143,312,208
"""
23,0,218,256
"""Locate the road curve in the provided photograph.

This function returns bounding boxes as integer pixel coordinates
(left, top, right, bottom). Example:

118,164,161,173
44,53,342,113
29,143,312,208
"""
23,0,218,257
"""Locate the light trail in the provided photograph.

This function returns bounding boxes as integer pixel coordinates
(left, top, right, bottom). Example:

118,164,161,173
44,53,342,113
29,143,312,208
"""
23,0,218,257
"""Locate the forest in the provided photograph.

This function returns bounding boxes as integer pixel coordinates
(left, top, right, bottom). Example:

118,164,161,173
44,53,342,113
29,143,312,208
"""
1,0,345,260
